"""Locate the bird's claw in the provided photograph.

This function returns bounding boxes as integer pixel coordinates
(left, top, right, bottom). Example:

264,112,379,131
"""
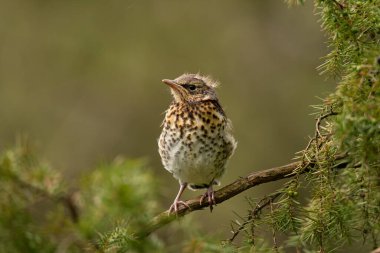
169,200,190,214
199,187,216,212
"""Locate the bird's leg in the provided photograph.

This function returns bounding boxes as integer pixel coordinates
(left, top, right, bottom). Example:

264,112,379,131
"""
199,185,216,212
169,182,190,213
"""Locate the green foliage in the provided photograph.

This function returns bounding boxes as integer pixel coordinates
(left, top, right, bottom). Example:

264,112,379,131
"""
79,158,158,237
79,158,164,252
0,138,63,253
316,0,380,76
0,140,164,252
271,185,301,235
225,1,380,252
333,58,380,163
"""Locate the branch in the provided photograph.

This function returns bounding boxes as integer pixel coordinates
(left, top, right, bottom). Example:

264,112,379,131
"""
138,153,349,238
136,109,347,238
228,192,282,243
138,160,313,238
9,173,79,223
332,0,345,10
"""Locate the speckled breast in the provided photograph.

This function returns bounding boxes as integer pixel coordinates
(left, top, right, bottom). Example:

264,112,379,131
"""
158,100,236,187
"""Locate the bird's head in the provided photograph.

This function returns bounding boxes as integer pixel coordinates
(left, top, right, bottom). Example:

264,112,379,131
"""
162,73,219,103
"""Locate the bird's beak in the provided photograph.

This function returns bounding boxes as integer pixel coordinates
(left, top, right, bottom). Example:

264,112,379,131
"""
162,79,180,92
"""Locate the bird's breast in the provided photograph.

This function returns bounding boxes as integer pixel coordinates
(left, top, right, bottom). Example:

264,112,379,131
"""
158,101,235,185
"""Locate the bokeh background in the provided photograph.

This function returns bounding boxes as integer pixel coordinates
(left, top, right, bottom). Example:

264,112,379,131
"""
0,0,334,239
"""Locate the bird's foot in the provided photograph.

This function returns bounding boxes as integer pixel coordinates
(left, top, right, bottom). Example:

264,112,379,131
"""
200,186,216,212
169,200,190,214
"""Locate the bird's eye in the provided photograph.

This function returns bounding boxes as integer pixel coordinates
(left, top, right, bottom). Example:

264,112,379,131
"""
186,84,196,91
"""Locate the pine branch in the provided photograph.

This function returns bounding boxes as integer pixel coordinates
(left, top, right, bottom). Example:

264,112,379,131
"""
228,192,282,243
8,171,79,223
137,154,348,238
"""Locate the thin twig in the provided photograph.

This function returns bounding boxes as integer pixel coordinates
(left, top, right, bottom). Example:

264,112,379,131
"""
270,199,279,253
305,110,337,151
332,0,345,10
315,110,337,139
228,193,282,243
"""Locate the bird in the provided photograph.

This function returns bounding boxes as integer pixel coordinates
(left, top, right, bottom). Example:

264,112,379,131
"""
158,73,237,212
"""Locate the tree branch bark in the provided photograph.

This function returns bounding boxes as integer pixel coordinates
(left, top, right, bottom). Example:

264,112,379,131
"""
137,153,349,238
137,160,314,238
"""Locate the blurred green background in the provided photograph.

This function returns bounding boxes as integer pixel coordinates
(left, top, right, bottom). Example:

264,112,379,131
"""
0,0,334,237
